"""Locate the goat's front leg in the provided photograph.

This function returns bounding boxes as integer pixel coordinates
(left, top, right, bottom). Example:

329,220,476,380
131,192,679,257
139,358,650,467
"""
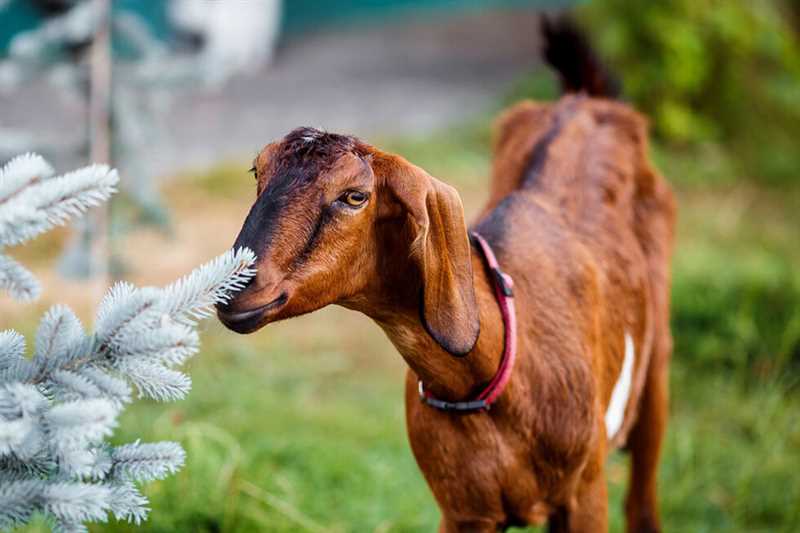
548,447,609,533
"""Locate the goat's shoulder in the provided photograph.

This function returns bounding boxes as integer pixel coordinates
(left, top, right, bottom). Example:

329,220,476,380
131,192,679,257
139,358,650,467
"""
492,100,553,155
493,96,648,153
486,100,555,208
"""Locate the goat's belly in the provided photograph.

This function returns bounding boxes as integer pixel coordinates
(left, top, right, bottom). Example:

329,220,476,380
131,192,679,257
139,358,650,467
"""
604,321,653,449
605,332,635,440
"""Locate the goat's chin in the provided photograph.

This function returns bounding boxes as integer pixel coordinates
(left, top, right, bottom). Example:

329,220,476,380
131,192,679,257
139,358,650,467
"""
217,312,268,334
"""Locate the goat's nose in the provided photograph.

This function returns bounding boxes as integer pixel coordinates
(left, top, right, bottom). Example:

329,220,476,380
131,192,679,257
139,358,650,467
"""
239,270,258,291
250,265,282,292
215,259,282,313
215,296,237,314
215,264,257,314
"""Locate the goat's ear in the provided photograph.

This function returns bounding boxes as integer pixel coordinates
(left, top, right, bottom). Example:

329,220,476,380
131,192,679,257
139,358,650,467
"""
379,156,480,356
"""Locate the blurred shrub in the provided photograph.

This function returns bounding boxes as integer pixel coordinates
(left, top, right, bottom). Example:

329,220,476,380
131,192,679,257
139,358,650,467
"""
578,0,800,185
502,68,560,105
672,257,800,385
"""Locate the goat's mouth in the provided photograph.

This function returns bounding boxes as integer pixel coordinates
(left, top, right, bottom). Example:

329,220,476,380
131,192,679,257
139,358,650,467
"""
216,292,289,334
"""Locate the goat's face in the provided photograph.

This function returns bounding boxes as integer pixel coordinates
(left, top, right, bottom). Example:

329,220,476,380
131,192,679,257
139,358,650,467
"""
217,127,479,356
216,128,377,333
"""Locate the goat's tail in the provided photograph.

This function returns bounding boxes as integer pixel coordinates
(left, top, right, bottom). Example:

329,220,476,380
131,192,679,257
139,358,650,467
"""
540,14,621,99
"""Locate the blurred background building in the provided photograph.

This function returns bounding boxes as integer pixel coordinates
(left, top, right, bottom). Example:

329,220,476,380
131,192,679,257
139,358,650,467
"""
0,0,572,280
0,0,567,178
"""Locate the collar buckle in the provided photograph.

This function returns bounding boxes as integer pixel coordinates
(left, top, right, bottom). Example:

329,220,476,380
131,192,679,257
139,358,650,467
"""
493,268,514,298
418,381,489,412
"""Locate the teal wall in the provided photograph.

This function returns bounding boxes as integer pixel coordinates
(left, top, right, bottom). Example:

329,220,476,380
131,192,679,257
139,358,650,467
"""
1,0,575,55
0,0,172,55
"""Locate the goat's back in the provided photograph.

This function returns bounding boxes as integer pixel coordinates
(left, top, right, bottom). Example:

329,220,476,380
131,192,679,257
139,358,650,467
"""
474,94,676,446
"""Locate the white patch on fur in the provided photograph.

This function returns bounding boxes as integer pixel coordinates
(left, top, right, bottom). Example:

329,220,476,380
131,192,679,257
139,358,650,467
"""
605,333,635,439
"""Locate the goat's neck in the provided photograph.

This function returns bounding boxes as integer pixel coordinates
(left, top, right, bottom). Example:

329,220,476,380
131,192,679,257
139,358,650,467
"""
350,253,506,401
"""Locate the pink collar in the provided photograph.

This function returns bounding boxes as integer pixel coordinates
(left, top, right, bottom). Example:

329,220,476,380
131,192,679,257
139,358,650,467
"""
418,231,517,412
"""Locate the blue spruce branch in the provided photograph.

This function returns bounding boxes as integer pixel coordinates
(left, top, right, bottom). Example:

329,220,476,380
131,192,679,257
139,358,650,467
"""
0,153,257,530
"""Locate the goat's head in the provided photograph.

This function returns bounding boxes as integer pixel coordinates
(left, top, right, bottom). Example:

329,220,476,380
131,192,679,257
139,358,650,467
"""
216,127,479,355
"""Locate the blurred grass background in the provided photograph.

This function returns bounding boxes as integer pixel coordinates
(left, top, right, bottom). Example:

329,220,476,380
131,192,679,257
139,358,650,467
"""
8,0,800,531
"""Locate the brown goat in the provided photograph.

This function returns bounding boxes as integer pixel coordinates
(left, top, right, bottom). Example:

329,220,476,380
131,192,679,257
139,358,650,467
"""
217,20,676,533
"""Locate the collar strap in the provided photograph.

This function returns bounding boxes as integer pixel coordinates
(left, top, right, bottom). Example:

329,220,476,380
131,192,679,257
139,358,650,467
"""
418,231,518,413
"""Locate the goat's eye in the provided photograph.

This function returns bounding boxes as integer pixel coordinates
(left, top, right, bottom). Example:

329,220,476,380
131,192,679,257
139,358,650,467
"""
248,166,257,179
340,190,368,207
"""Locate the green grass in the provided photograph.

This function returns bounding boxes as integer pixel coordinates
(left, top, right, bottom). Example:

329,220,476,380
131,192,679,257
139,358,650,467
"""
15,121,800,532
113,328,438,532
20,319,800,532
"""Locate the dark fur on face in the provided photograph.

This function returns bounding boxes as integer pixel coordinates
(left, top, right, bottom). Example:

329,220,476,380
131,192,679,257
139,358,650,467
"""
271,127,368,183
232,128,369,258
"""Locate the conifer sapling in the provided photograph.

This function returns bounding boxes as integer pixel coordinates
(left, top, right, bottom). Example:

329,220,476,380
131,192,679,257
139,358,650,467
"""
0,153,256,531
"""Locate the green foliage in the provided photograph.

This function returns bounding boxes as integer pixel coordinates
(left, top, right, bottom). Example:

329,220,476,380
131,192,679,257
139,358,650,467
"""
502,69,560,106
92,330,439,532
671,181,800,384
654,369,800,530
673,255,800,383
579,0,800,185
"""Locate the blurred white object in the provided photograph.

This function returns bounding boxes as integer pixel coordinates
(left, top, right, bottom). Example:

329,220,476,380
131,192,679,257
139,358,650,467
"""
169,0,282,83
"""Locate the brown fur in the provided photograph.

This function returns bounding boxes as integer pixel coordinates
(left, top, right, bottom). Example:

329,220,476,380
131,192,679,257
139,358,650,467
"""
218,95,676,532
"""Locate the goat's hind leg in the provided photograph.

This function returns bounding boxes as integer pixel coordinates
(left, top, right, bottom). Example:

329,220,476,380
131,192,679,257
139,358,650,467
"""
626,157,675,533
624,330,670,533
